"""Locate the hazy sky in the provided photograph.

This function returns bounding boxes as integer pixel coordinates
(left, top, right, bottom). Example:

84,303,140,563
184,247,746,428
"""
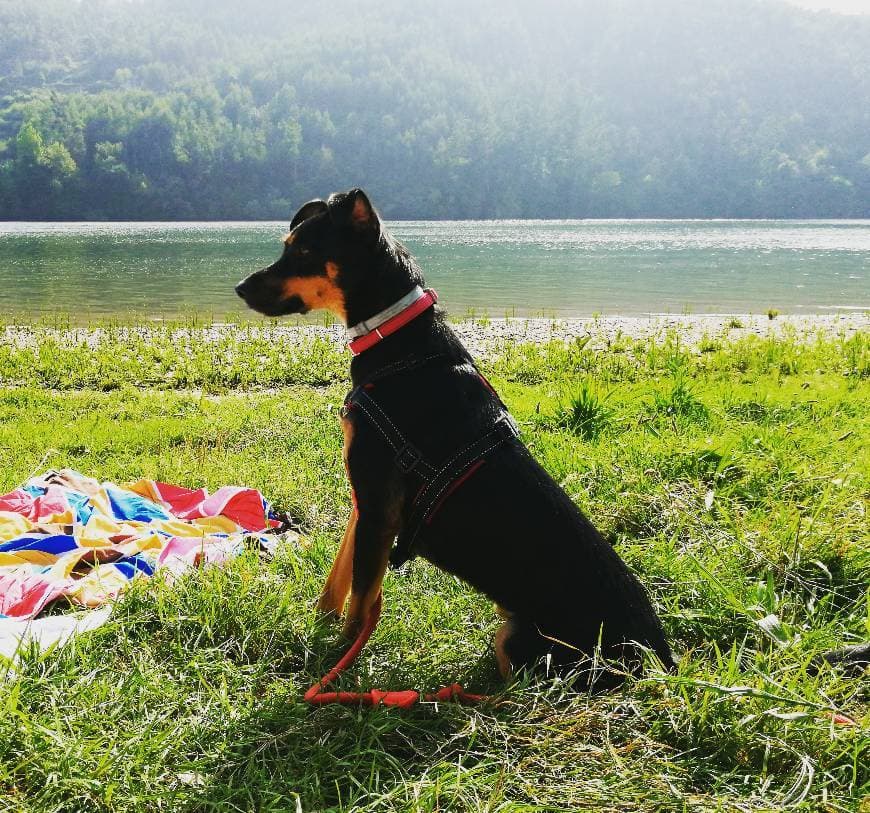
782,0,870,13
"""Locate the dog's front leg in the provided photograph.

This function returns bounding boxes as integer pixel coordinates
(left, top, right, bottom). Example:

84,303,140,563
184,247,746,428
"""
341,510,399,640
316,409,361,619
317,508,358,618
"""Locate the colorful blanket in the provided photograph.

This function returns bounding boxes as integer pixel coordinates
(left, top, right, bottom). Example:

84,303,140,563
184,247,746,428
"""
0,469,288,624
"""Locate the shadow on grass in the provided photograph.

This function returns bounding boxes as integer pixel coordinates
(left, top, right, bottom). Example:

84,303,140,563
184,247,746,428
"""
186,634,508,811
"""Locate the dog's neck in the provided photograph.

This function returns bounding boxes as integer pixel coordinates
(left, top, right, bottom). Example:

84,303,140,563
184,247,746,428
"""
347,297,470,386
343,230,472,385
342,234,424,328
347,303,436,383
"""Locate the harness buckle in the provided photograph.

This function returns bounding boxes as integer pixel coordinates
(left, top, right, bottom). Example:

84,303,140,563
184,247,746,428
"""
496,414,520,440
395,444,424,473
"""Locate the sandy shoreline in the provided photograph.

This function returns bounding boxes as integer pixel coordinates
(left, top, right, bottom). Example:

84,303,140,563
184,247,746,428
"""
3,312,867,357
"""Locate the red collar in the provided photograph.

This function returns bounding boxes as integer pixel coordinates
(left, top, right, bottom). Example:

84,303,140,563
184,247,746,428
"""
347,288,438,355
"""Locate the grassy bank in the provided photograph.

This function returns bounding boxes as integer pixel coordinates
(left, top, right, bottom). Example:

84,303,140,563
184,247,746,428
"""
0,322,867,812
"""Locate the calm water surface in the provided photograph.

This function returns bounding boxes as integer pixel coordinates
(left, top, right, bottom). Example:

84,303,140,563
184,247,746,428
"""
0,220,867,318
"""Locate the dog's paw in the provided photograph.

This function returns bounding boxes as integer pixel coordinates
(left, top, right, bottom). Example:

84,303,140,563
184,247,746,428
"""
315,607,342,625
315,592,345,621
341,616,364,641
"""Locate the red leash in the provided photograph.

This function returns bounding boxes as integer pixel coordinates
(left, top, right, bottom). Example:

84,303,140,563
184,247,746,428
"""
304,592,487,708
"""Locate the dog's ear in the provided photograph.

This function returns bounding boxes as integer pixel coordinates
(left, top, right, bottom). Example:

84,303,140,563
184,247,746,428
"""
290,199,328,230
327,188,380,238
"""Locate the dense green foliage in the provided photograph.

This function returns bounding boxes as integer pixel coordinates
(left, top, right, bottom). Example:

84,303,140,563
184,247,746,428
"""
0,322,867,810
0,0,869,219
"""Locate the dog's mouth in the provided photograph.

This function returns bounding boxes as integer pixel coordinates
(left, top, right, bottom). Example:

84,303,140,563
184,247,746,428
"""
235,275,308,316
242,293,307,317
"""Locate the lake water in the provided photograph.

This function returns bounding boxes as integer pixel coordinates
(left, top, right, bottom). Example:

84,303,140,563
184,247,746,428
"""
0,220,867,319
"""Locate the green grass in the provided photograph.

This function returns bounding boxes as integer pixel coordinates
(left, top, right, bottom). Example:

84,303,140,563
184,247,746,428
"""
0,322,867,812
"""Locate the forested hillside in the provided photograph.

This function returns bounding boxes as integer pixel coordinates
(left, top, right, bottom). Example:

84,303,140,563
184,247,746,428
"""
1,0,869,219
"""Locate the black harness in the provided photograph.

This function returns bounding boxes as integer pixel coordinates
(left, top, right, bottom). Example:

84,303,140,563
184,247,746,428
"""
342,355,520,567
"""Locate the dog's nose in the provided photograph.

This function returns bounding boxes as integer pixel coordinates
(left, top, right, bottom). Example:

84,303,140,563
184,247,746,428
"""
235,278,250,298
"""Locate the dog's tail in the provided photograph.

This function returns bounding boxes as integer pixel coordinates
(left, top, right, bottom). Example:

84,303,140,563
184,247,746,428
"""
812,642,870,675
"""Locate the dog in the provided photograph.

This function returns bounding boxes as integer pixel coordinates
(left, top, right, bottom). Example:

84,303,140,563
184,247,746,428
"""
236,188,675,686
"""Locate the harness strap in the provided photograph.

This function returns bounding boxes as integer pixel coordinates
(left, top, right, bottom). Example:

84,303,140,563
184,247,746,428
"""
343,378,519,568
352,352,454,389
391,414,518,566
346,389,437,479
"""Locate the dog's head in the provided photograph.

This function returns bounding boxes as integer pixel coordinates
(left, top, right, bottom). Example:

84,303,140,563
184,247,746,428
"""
235,188,381,319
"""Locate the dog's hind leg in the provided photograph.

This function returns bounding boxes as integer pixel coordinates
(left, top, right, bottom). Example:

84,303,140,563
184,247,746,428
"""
493,605,521,678
494,618,516,679
317,509,357,618
494,612,551,678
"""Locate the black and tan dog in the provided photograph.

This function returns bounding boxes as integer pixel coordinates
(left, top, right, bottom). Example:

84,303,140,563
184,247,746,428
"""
236,188,675,686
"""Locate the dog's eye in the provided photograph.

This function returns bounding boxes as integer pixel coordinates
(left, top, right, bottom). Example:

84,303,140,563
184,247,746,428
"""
283,243,310,260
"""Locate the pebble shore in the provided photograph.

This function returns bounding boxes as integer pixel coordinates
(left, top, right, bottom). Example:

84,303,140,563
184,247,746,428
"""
450,313,869,356
3,313,866,358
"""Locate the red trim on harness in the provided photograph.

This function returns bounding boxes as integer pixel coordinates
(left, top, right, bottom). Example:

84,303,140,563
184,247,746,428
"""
348,289,438,355
478,372,501,398
426,459,486,525
304,591,487,708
